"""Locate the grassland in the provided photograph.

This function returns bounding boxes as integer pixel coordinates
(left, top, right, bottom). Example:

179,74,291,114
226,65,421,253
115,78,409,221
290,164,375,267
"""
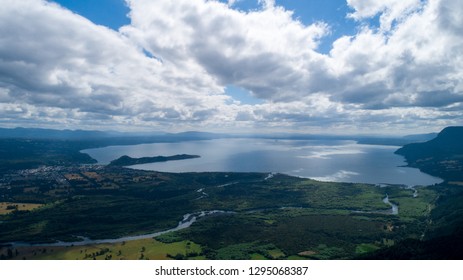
0,202,43,215
1,238,201,260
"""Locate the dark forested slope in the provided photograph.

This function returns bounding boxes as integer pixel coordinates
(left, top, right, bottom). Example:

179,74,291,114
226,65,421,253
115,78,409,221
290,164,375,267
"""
396,126,463,181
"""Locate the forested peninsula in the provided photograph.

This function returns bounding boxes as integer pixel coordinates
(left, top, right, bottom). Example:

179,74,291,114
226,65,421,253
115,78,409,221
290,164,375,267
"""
109,154,200,166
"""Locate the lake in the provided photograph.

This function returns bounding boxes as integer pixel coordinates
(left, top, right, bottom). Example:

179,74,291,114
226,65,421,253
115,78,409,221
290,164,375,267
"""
83,138,442,186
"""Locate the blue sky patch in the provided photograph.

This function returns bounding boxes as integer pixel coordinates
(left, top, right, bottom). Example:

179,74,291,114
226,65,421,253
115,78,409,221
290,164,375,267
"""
225,85,263,105
53,0,130,30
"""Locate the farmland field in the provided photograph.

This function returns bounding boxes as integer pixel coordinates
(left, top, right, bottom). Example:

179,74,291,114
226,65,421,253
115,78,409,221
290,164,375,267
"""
0,202,43,215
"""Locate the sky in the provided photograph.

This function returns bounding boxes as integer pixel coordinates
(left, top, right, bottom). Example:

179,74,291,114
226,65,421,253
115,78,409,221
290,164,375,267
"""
0,0,462,134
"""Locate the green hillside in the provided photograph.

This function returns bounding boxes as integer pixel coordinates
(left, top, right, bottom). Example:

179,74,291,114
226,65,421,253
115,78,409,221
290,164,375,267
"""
396,126,463,181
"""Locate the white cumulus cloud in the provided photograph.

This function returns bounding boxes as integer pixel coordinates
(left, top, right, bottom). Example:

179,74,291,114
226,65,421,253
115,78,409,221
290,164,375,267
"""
0,0,462,133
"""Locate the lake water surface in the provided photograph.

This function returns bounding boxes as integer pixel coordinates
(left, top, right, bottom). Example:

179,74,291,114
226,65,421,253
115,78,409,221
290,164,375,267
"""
83,138,442,186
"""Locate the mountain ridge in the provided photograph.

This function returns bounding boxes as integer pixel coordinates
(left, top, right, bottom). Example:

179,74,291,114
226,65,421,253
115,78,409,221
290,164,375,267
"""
395,126,463,181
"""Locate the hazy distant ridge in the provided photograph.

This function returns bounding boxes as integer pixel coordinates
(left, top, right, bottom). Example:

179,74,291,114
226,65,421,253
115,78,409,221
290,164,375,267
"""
0,127,438,146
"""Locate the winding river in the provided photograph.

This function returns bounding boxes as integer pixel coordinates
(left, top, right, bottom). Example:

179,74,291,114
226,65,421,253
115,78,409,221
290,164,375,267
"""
7,210,233,247
6,196,399,248
5,195,399,248
383,195,399,215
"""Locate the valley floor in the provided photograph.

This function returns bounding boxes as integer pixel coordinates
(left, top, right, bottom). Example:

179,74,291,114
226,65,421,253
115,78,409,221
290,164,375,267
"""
0,165,437,260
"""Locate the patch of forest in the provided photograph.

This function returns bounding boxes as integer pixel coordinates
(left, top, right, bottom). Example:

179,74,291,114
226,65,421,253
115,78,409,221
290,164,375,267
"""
109,154,200,166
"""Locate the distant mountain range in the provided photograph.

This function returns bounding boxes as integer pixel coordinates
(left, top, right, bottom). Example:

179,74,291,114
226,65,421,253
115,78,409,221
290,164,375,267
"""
0,127,439,146
0,127,165,139
402,132,439,141
0,127,227,143
0,127,108,139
